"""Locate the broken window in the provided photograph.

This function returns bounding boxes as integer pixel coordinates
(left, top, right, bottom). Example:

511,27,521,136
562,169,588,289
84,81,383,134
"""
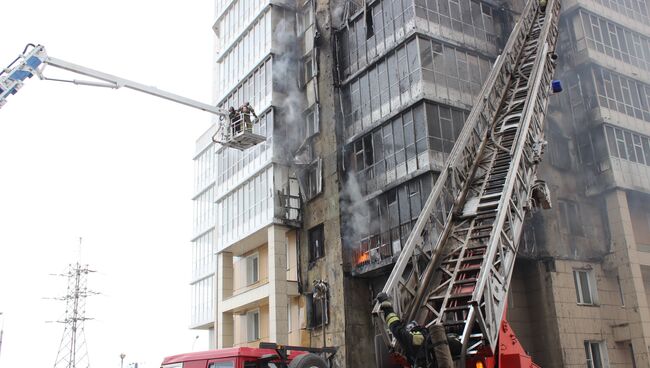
298,157,322,201
303,104,319,139
547,128,571,170
309,224,325,262
347,102,466,195
306,293,329,328
558,199,584,236
573,269,598,305
351,173,433,259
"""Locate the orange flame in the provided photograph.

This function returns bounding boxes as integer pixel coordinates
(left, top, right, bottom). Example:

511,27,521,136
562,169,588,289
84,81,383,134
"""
356,252,370,265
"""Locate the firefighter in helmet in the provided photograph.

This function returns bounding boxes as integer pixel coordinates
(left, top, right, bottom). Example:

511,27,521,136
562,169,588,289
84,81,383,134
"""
376,292,434,367
240,102,257,132
228,106,242,135
377,292,460,368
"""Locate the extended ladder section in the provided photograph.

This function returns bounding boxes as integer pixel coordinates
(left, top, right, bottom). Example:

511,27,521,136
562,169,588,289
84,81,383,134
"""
374,0,560,363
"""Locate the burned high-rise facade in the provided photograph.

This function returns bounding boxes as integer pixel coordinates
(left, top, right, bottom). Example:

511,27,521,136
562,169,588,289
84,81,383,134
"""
193,0,650,366
508,0,650,366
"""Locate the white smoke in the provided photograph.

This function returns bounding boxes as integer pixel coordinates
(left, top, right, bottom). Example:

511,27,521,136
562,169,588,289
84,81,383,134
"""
272,18,307,161
340,173,371,247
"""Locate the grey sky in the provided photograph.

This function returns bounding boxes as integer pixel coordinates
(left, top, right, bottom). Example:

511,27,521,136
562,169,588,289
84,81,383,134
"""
0,1,215,367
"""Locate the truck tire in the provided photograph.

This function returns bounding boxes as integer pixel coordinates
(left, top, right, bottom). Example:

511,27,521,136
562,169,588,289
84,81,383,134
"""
288,353,328,368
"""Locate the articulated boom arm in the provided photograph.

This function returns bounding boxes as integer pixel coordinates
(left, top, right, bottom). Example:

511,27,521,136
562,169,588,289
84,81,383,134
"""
0,44,228,116
374,0,560,365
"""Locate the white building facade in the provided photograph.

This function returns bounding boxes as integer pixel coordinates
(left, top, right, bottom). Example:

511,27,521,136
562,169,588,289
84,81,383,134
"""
190,125,218,346
190,0,306,349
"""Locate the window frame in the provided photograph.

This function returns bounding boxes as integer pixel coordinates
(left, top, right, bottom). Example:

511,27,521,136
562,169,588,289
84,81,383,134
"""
574,269,599,306
307,293,329,328
246,308,261,342
308,224,325,263
584,340,609,368
246,252,260,286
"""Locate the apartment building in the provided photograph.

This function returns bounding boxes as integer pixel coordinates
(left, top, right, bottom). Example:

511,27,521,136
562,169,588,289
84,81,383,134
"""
506,0,650,366
193,0,650,366
208,0,310,351
190,125,218,347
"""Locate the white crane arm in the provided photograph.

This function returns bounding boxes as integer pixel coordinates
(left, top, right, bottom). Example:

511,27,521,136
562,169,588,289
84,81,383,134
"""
1,44,228,117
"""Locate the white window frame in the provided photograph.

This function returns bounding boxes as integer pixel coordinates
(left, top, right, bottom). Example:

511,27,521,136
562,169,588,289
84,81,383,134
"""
288,302,293,332
286,238,291,271
246,252,259,286
296,0,314,35
574,269,598,305
584,340,609,368
246,309,260,342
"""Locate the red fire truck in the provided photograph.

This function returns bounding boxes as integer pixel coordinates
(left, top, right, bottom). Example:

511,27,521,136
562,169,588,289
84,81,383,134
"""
160,343,336,368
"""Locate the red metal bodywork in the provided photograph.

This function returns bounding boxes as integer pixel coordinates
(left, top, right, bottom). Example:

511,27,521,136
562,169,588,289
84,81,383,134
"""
161,347,307,368
465,317,540,368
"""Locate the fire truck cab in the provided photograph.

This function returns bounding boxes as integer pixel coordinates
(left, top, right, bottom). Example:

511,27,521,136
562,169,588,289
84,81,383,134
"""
161,344,334,368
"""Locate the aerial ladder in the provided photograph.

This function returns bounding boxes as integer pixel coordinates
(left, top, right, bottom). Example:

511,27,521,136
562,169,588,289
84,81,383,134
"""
0,44,264,150
373,0,561,366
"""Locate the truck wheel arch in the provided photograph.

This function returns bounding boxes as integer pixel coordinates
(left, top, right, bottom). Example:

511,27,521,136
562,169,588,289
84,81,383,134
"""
287,353,328,368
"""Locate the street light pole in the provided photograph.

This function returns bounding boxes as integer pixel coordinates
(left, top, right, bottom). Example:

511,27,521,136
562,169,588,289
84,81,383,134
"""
120,353,126,368
0,312,4,362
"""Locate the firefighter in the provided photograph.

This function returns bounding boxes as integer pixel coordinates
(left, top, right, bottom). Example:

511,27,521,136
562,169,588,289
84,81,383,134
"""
539,0,547,11
228,106,241,135
240,102,257,132
377,293,458,368
376,292,434,368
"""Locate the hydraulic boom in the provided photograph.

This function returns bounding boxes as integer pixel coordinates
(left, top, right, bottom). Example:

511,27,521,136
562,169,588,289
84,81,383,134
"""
0,44,265,150
373,0,561,366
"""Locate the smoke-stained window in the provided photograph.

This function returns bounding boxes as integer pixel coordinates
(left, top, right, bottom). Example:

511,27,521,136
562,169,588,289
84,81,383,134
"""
557,199,584,236
418,37,492,106
297,0,314,35
571,10,650,72
604,125,650,166
306,293,329,328
592,0,649,25
346,102,466,195
308,224,325,263
352,173,433,267
337,0,498,78
341,36,490,138
592,67,650,122
547,127,571,170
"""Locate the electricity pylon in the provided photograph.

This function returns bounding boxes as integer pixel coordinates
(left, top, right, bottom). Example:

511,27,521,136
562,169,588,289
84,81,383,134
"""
51,261,97,368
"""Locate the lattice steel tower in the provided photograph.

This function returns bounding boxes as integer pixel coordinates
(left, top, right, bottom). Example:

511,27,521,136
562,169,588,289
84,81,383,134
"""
52,261,96,368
